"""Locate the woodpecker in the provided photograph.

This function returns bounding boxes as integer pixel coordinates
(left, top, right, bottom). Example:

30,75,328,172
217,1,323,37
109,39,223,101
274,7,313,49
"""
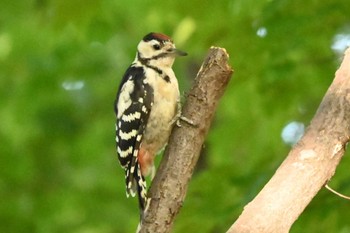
114,32,187,212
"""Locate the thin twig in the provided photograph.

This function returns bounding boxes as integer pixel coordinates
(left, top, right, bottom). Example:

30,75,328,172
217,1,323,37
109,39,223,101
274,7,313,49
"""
325,184,350,200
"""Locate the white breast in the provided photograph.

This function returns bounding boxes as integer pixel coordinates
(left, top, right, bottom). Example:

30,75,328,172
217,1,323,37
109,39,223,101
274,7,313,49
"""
142,67,180,155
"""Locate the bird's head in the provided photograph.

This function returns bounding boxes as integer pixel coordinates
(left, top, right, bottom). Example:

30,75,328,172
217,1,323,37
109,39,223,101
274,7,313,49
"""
137,32,187,68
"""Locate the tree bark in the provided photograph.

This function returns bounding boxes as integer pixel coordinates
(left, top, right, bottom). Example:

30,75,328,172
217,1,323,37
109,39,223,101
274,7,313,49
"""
139,47,233,233
227,48,350,233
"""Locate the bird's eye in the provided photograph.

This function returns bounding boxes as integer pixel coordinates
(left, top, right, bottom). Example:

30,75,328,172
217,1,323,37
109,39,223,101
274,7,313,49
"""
153,44,161,50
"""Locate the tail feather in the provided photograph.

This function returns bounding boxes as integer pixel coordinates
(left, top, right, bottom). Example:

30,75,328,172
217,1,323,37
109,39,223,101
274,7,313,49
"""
135,162,148,212
125,161,148,213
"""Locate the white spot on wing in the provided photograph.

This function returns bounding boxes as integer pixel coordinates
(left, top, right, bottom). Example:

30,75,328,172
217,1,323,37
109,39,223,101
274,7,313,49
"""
133,149,139,158
118,146,133,158
128,181,132,188
117,79,134,118
122,112,141,122
142,106,148,113
137,167,147,189
129,190,136,197
119,129,138,140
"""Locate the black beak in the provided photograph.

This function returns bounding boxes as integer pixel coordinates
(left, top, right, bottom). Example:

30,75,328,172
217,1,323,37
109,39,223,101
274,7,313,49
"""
168,48,188,56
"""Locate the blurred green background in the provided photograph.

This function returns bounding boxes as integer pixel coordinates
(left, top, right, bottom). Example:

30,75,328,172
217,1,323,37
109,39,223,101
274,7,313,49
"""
1,0,350,232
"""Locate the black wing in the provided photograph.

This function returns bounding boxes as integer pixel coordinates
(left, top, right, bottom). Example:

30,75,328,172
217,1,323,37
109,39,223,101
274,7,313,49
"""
114,65,153,211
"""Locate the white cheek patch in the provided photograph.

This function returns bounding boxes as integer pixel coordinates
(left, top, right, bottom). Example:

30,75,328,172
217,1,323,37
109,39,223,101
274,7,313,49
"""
137,40,163,59
137,41,153,58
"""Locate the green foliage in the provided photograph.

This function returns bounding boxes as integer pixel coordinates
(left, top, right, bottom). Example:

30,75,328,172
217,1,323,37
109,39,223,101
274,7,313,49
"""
1,0,350,232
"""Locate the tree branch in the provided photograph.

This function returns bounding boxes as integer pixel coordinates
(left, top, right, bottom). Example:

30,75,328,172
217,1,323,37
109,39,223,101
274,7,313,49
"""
227,48,350,233
139,47,233,233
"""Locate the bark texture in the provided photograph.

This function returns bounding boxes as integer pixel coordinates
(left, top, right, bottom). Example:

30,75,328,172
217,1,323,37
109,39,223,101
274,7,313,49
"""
139,47,233,233
228,48,350,233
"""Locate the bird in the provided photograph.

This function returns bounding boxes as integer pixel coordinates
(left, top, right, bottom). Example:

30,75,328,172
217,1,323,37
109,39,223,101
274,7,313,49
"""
114,32,187,214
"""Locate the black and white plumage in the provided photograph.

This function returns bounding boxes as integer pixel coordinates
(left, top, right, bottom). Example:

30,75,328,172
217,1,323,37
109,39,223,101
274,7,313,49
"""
114,32,187,212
